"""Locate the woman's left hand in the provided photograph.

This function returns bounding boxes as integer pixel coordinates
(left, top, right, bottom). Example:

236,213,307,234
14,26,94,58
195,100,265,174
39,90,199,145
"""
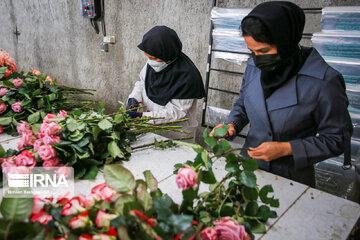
247,142,292,162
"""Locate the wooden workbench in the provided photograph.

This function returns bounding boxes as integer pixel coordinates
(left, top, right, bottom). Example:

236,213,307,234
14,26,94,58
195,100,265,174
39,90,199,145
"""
0,133,359,240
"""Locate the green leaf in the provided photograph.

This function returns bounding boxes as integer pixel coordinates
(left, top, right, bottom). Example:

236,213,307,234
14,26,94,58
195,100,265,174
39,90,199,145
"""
92,126,102,140
77,137,90,147
201,150,209,169
242,158,258,171
259,185,279,208
242,186,259,201
108,141,124,159
0,117,12,126
249,220,266,234
203,128,209,138
0,144,6,158
225,157,239,173
31,124,41,135
98,119,113,130
199,211,211,224
213,140,231,155
239,170,257,188
258,205,271,222
82,165,99,179
66,118,78,132
143,170,158,192
115,195,135,215
204,136,217,147
104,164,136,193
28,111,40,124
213,125,229,137
114,114,123,123
245,201,259,216
73,109,82,116
136,181,152,211
200,170,217,184
0,197,33,221
68,131,85,142
169,214,193,234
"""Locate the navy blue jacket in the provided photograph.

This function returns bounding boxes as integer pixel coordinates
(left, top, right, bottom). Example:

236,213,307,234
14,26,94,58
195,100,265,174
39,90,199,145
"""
226,48,352,186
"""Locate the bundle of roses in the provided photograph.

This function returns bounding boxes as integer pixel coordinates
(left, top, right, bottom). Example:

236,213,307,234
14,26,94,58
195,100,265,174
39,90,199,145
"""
0,67,96,135
0,165,197,240
0,109,191,182
172,125,280,239
0,50,17,79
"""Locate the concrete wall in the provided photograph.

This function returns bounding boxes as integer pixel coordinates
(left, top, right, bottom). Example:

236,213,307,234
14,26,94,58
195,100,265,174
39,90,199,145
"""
1,0,359,142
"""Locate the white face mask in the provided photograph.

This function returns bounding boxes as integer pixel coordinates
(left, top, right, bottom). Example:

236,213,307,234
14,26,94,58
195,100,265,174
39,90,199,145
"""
147,59,169,72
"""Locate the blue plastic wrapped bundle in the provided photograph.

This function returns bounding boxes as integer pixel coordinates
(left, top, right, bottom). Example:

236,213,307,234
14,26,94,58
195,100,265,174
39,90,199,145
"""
312,32,360,59
210,7,252,65
322,7,360,32
325,58,360,90
211,7,251,31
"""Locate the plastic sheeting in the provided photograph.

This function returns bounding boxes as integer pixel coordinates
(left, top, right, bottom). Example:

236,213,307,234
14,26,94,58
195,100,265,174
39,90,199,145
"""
325,58,360,90
312,32,360,59
211,7,251,64
322,6,360,32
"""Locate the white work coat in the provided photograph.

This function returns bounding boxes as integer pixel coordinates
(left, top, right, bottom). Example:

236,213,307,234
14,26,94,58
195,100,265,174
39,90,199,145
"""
128,64,198,140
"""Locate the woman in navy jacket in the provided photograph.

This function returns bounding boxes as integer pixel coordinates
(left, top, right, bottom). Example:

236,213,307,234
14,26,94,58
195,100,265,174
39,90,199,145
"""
211,1,352,187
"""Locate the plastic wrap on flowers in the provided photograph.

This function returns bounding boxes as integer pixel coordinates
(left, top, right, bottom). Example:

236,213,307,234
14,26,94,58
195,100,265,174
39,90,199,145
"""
322,6,360,32
210,7,251,65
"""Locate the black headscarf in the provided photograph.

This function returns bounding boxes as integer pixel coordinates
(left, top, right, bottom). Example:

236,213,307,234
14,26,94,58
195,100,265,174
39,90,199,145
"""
243,1,310,98
138,26,205,106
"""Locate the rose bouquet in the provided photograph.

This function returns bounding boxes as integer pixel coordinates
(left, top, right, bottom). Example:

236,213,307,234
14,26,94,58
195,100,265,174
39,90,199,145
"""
0,68,97,135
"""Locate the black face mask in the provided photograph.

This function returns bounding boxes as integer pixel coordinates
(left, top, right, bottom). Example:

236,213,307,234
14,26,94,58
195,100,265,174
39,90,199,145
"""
252,53,283,72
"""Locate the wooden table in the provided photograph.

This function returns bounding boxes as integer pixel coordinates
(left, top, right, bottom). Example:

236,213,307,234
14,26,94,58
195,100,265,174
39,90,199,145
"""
0,133,359,240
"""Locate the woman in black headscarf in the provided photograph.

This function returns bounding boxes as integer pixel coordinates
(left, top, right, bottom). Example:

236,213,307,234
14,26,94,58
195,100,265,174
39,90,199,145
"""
127,26,205,139
211,1,352,186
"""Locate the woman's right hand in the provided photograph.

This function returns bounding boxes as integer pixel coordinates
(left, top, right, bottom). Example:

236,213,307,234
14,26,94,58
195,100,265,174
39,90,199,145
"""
210,123,236,137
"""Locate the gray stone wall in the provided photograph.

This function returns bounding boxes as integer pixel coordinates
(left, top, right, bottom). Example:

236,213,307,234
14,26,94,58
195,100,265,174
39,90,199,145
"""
1,0,359,142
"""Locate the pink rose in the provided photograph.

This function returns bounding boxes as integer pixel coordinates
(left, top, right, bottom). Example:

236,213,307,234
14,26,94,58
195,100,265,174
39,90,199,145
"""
176,167,198,190
0,102,7,113
43,113,57,123
38,122,62,137
20,130,36,147
213,217,248,240
16,120,30,135
31,210,53,224
11,102,22,112
0,125,3,134
0,88,8,96
33,139,43,152
43,157,59,170
78,194,96,209
69,211,92,229
91,183,117,201
38,144,56,161
42,135,60,145
201,227,218,240
56,192,72,205
95,210,117,228
79,234,93,240
32,68,41,76
61,196,86,216
55,166,72,179
57,110,68,118
17,138,24,150
12,78,23,87
15,150,36,168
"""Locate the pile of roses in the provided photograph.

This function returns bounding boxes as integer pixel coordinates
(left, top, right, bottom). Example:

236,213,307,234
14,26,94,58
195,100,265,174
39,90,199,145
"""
1,112,67,174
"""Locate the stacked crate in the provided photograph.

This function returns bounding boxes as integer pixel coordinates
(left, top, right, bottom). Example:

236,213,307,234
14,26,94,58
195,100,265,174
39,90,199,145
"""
312,6,360,201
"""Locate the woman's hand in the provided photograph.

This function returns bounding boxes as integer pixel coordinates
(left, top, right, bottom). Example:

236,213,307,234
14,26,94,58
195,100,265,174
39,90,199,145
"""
247,142,292,161
210,123,237,137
